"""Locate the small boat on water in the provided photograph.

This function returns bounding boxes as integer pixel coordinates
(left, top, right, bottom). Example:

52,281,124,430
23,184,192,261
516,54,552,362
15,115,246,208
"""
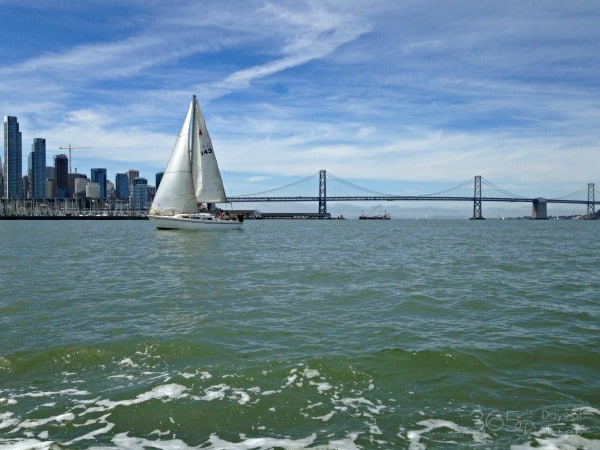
359,212,391,220
148,95,243,231
359,205,391,220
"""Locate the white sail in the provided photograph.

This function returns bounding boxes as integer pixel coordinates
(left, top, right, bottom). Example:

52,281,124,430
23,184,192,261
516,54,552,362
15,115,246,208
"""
149,100,197,216
191,101,227,203
148,95,243,231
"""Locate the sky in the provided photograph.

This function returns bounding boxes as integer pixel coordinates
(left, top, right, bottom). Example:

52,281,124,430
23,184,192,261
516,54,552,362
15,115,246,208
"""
1,0,599,217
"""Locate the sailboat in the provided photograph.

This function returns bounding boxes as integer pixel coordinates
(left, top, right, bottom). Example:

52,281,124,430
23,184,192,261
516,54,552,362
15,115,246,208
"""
148,95,243,230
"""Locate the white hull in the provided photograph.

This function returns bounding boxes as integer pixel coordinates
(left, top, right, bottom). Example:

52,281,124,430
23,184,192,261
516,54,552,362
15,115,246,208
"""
148,214,243,231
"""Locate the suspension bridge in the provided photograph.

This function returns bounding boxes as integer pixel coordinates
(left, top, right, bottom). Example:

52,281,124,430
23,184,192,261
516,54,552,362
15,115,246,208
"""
228,170,600,219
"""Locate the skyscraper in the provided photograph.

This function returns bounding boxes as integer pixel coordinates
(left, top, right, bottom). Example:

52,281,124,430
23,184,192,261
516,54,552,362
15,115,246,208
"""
91,168,107,199
115,173,129,200
3,116,23,199
31,138,47,199
54,154,69,198
132,177,150,211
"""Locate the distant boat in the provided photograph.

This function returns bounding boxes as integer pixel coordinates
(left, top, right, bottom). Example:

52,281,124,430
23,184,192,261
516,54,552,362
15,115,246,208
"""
359,212,391,220
359,205,391,220
148,96,243,231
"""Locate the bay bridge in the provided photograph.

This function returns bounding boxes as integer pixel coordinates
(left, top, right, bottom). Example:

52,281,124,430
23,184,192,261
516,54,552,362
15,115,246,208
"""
228,170,600,219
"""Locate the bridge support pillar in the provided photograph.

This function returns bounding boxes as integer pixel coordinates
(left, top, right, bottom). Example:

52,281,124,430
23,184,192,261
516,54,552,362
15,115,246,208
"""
531,198,548,219
588,183,595,216
318,169,328,218
471,175,484,219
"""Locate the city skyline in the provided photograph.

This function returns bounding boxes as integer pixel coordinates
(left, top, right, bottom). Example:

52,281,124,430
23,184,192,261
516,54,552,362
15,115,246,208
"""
2,115,153,209
1,1,599,216
2,111,597,218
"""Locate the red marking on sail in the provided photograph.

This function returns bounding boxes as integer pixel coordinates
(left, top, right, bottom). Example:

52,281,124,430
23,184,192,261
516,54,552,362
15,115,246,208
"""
198,129,203,136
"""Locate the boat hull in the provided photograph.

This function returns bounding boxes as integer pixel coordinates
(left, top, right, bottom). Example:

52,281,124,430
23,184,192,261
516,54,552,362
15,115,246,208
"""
148,214,243,231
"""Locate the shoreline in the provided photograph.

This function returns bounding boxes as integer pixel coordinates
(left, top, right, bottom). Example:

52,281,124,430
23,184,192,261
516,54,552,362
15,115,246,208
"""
0,215,148,220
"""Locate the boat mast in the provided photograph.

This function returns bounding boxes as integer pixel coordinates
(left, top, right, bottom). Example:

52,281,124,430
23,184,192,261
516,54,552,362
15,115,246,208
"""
189,95,196,164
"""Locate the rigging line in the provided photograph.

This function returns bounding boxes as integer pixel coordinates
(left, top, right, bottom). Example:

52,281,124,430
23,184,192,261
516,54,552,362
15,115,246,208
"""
480,177,527,198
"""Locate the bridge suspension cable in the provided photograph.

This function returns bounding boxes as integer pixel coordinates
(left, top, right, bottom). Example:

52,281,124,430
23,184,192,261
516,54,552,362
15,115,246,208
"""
326,173,474,198
553,187,587,200
480,177,527,199
234,172,319,197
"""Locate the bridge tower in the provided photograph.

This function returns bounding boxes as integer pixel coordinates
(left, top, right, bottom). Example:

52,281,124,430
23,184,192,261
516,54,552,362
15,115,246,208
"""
318,170,327,217
471,175,484,219
531,198,548,219
588,183,595,216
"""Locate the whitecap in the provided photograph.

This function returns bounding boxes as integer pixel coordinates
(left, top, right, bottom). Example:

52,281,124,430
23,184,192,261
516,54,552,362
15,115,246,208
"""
510,434,600,450
406,418,491,449
98,383,187,408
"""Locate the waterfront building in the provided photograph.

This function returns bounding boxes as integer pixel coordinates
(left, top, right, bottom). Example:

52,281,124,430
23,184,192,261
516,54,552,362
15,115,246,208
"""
54,154,69,198
115,173,129,200
3,116,23,199
125,169,139,193
22,175,30,199
86,181,100,199
46,179,54,200
74,177,89,197
132,177,150,211
30,138,46,199
106,180,115,200
91,168,107,199
69,173,87,199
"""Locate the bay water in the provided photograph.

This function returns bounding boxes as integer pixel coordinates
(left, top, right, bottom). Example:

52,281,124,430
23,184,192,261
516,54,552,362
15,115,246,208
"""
1,218,598,449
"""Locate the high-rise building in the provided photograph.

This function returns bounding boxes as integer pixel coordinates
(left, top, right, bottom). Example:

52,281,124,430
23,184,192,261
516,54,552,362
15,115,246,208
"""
115,173,129,200
54,154,69,198
69,173,87,199
125,169,139,195
132,177,150,210
30,138,46,199
3,116,23,199
91,168,107,199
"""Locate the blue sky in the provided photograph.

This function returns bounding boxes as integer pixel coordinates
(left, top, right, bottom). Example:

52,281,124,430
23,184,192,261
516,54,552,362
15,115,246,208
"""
1,1,599,216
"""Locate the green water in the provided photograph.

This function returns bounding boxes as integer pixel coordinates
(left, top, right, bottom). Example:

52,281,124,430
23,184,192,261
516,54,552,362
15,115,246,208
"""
1,219,599,449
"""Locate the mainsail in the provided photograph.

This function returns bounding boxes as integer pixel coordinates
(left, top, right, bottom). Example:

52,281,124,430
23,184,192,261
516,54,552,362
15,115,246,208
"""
149,96,227,216
191,100,227,203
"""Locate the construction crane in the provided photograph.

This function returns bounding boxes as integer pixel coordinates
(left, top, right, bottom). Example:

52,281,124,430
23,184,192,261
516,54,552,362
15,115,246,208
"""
59,145,92,173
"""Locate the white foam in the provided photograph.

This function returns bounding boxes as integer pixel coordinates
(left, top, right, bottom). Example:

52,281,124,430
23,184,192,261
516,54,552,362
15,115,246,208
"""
98,383,187,408
0,438,54,450
14,388,89,398
66,420,115,445
310,380,333,393
193,383,229,402
284,373,298,387
17,412,75,430
118,357,138,367
406,419,491,449
231,389,251,405
206,432,317,449
0,412,19,430
574,405,600,416
302,368,320,379
510,434,600,450
111,432,193,449
312,411,335,422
